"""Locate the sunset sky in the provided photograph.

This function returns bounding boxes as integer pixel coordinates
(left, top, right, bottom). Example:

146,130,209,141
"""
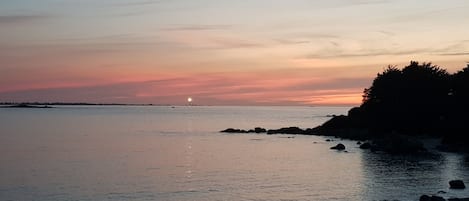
1,0,468,106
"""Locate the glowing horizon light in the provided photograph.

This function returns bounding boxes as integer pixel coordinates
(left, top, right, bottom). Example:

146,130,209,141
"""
187,97,193,103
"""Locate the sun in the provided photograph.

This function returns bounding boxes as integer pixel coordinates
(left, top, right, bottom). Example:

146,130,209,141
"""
187,97,193,103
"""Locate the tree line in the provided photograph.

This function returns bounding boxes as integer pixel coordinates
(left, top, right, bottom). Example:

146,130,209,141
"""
351,61,469,146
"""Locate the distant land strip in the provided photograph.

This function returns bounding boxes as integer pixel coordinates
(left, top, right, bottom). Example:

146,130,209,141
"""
0,102,165,106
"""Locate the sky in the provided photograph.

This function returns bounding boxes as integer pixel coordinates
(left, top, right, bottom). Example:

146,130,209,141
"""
1,0,468,106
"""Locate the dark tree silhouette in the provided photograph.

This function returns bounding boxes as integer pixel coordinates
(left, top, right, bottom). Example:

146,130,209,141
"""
360,61,451,135
451,64,469,105
362,65,402,104
314,61,469,152
443,64,469,146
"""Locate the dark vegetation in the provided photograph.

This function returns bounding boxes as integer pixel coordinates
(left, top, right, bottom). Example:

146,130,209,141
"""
222,61,469,153
314,61,469,152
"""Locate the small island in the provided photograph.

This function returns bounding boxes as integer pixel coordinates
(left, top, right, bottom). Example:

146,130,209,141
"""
222,61,469,154
316,61,469,153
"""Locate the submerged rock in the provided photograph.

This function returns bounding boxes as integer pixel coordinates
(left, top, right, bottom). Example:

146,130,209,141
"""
449,180,466,189
359,142,372,149
330,143,346,150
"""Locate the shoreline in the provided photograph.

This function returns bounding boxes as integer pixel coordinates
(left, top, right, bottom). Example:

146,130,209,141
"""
221,123,468,154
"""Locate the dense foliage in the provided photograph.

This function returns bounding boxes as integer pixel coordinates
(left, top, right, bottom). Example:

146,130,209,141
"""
355,61,469,144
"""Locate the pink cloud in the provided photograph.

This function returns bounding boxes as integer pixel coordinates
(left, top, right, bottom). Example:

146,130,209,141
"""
0,70,369,106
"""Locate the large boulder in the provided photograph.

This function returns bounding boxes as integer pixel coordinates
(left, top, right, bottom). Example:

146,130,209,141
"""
449,180,466,189
330,143,346,150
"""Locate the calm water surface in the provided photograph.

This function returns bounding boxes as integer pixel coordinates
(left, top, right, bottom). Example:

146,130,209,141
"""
0,106,468,201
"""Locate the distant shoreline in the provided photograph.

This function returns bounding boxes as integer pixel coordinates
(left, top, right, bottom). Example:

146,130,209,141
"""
0,102,163,106
0,102,352,107
0,103,55,108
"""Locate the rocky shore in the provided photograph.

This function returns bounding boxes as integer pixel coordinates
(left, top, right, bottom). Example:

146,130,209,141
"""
221,125,427,154
221,62,469,200
419,180,467,200
222,62,469,154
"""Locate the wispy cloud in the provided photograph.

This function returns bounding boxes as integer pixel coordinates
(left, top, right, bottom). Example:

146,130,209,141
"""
303,38,469,59
432,40,469,56
0,73,368,106
161,24,261,49
208,37,264,49
312,0,391,10
162,24,232,31
0,15,49,24
283,77,371,91
377,30,395,37
49,34,138,42
390,5,469,23
110,0,164,7
306,48,427,59
436,52,469,56
347,0,391,6
296,33,340,39
275,39,310,45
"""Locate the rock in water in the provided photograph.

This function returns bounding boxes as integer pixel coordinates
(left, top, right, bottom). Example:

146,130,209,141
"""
254,127,267,133
431,196,446,201
449,180,466,189
420,195,431,201
330,143,346,150
221,128,246,133
359,142,372,149
220,127,267,134
420,195,446,201
267,127,304,135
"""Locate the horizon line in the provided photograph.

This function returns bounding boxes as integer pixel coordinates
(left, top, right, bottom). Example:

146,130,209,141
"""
0,101,358,107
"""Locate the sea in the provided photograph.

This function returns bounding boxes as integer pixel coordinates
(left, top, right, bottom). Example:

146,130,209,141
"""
0,106,468,201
